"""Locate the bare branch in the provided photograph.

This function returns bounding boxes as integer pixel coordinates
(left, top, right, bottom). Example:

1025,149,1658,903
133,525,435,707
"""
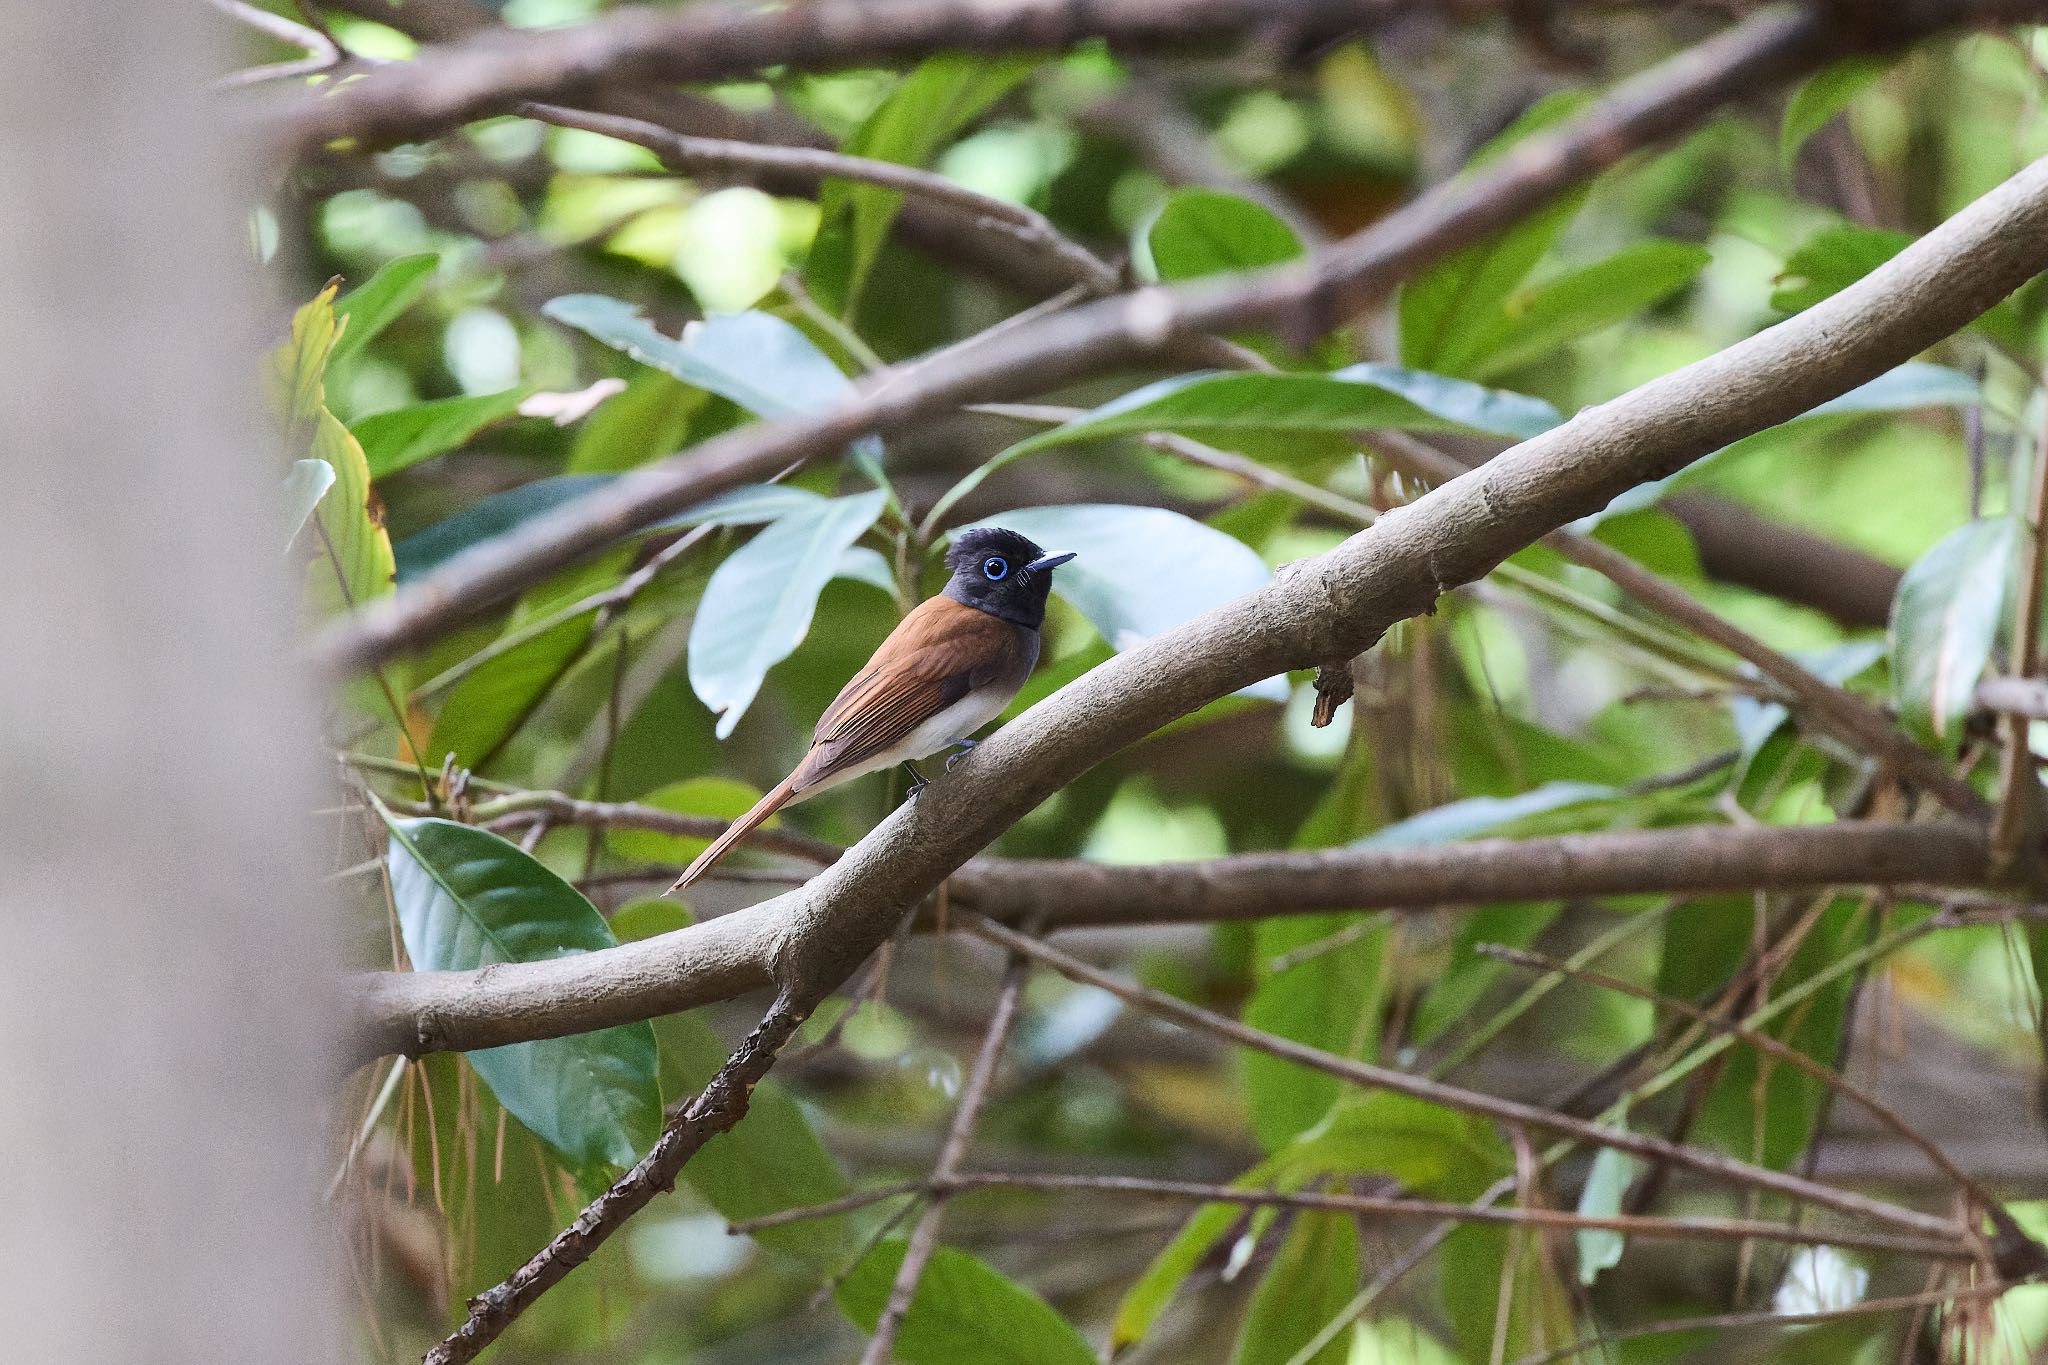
346,820,1993,1064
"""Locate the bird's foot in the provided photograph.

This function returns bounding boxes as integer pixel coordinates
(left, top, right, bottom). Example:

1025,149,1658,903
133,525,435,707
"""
901,761,931,797
943,737,979,772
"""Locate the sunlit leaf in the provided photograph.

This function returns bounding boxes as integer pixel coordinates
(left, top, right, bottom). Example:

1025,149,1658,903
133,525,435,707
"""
1139,187,1304,283
808,53,1032,312
544,295,857,420
381,816,661,1172
1781,55,1892,171
840,1238,1096,1365
691,491,889,736
1575,1141,1642,1284
1460,240,1712,381
1890,515,2023,745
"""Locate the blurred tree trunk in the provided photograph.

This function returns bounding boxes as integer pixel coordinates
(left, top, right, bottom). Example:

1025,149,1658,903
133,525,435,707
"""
0,6,342,1362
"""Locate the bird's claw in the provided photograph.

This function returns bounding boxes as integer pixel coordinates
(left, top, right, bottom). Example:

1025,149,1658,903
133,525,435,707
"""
943,737,978,772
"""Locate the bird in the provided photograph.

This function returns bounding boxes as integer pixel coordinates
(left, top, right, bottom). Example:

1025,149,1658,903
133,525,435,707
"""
666,526,1075,893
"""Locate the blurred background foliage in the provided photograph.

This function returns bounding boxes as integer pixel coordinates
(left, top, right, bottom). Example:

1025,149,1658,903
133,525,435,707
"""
264,2,2048,1360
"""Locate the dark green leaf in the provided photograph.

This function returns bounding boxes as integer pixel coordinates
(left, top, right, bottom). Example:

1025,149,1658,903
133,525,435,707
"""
354,388,529,479
1139,188,1304,283
1780,55,1891,171
382,816,661,1172
690,491,889,736
330,253,438,369
1771,223,1912,314
394,474,611,580
1890,515,2023,745
1232,1213,1359,1365
839,1239,1097,1365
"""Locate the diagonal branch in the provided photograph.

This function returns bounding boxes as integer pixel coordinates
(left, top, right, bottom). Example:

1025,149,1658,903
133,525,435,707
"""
311,6,1835,676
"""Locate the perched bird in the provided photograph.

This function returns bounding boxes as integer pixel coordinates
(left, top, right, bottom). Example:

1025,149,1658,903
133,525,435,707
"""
667,527,1075,893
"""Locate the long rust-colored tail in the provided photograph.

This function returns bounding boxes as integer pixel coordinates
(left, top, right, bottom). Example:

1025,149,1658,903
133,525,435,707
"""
666,773,801,894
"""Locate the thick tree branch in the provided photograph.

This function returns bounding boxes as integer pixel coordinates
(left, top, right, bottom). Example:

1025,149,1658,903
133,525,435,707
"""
348,820,1992,1064
269,0,1412,158
341,143,2048,1065
311,6,1834,676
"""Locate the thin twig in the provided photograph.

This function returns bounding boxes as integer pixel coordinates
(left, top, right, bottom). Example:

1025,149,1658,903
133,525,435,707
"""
962,915,1963,1241
208,0,342,89
860,942,1034,1363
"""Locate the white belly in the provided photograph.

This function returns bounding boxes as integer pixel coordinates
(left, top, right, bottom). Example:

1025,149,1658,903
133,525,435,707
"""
792,684,1015,802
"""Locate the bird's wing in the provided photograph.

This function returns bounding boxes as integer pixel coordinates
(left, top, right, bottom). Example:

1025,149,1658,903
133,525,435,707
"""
795,595,1028,789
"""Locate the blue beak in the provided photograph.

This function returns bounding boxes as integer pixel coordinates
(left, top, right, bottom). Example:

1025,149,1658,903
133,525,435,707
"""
1025,551,1076,572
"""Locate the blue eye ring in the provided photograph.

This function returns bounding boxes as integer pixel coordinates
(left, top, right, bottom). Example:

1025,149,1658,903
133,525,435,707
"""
981,555,1009,581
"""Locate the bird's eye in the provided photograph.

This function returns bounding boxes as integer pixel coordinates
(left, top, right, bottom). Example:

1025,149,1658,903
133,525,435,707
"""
981,555,1009,581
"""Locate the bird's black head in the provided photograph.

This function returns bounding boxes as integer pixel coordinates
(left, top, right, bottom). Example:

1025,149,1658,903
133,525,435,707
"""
942,527,1075,629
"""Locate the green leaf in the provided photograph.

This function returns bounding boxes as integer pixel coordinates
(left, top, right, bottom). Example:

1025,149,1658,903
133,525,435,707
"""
1399,93,1592,375
1113,1182,1270,1352
953,505,1284,699
424,551,631,771
658,1005,852,1268
381,816,661,1172
544,296,856,420
1242,914,1388,1149
1459,240,1711,381
1232,1213,1359,1365
1355,780,1626,848
1139,188,1305,283
394,474,610,580
330,253,438,369
1890,515,2023,745
1575,1141,1642,1284
691,491,889,736
606,777,770,865
353,388,529,479
1780,55,1891,171
1771,223,1912,314
1281,1092,1507,1199
282,458,335,552
839,1239,1097,1365
808,54,1032,312
566,370,708,473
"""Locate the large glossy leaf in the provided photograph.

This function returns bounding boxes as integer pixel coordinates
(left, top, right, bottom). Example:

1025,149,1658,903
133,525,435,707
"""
329,252,438,370
1139,187,1304,282
1890,515,2023,745
545,295,856,420
808,53,1032,312
839,1238,1097,1365
354,388,529,479
953,505,1285,700
1232,1212,1358,1365
382,816,661,1172
394,474,610,579
690,490,889,736
999,366,1562,460
1780,54,1892,170
1458,240,1711,381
